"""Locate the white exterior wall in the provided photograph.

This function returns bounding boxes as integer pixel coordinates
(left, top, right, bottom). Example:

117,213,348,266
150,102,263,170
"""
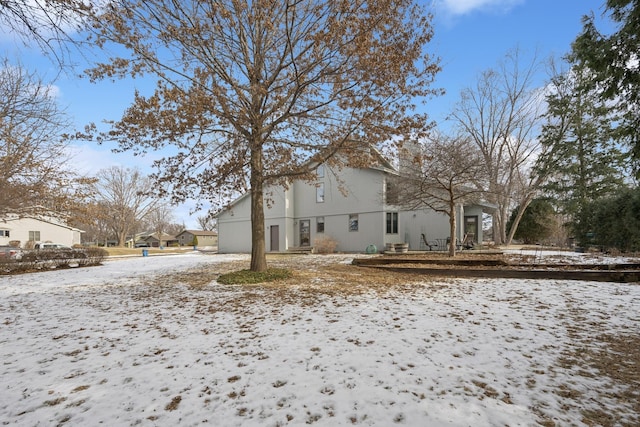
217,166,389,253
216,163,485,253
0,217,82,247
217,186,292,253
217,193,252,253
292,166,387,252
399,209,450,250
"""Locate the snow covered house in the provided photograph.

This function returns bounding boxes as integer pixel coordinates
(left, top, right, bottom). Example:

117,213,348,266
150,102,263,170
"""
0,213,84,248
216,151,489,253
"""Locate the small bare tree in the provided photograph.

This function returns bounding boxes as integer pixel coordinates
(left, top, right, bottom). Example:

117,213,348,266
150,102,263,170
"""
394,134,487,256
71,201,114,246
146,203,174,247
92,166,160,246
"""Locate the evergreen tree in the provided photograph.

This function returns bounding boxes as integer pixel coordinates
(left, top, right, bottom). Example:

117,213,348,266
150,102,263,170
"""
507,199,555,244
572,0,640,167
535,61,627,241
585,187,640,252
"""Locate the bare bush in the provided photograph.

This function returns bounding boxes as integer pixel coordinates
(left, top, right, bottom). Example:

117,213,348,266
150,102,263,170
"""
313,236,338,254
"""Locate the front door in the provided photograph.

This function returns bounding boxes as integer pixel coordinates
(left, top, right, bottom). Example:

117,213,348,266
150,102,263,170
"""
464,216,478,243
299,220,310,247
270,225,279,252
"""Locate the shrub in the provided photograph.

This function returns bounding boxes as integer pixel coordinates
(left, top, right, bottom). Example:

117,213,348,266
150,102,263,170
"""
1,247,108,275
313,236,338,254
83,247,108,265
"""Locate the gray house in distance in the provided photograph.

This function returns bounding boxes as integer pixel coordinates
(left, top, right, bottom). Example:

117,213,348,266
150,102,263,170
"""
175,230,218,247
216,152,489,253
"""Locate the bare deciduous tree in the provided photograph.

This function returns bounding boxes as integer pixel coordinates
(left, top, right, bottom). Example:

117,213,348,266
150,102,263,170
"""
197,215,217,232
0,0,91,65
0,59,79,216
450,48,544,245
146,203,174,247
85,0,441,271
393,134,487,256
92,166,160,246
71,201,113,246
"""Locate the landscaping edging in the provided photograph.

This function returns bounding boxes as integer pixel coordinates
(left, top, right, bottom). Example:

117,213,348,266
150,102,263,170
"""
352,257,640,283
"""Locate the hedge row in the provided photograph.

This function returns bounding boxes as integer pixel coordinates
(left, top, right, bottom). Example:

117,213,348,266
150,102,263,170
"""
0,247,108,275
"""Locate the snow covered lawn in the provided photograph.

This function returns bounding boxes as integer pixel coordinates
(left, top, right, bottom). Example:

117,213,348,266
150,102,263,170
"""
1,252,638,426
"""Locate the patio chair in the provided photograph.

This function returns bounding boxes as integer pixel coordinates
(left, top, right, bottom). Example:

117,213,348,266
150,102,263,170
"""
421,234,437,251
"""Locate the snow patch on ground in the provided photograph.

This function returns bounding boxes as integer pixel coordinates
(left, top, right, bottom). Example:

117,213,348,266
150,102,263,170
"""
1,251,638,426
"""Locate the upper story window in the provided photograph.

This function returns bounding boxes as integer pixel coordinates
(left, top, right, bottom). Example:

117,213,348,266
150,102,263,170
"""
316,183,325,203
317,164,325,178
385,179,398,205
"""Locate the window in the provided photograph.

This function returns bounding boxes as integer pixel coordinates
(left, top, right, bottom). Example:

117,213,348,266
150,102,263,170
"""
317,217,325,233
299,220,311,246
29,231,40,241
317,164,324,178
0,230,9,238
316,182,325,203
385,179,398,205
349,214,359,232
386,212,398,234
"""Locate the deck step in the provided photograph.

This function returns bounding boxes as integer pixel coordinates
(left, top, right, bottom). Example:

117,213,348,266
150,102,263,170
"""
287,246,313,254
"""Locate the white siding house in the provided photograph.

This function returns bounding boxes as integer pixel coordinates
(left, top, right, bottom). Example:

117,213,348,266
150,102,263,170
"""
217,156,489,253
0,214,84,248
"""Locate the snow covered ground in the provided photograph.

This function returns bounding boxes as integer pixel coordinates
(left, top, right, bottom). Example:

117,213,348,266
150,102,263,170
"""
1,251,638,426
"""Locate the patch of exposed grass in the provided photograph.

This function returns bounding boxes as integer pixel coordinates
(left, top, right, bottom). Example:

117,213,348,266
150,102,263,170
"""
218,268,292,285
104,247,188,256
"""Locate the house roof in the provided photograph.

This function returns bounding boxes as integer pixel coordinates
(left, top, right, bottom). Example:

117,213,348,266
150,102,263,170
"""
180,230,218,236
1,214,85,233
143,233,177,241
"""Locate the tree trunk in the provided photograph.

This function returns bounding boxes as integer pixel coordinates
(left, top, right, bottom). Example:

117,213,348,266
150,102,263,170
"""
117,231,127,247
505,195,535,246
448,200,457,257
249,144,268,272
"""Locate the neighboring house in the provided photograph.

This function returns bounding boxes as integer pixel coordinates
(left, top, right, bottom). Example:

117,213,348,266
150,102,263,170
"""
216,151,491,253
139,233,178,248
126,232,150,248
175,230,218,247
0,213,84,248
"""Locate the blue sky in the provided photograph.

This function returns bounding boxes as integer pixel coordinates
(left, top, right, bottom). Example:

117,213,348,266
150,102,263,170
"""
1,0,611,226
427,0,609,119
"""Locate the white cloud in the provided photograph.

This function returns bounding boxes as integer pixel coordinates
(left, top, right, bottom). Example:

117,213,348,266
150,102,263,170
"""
436,0,524,16
66,144,136,176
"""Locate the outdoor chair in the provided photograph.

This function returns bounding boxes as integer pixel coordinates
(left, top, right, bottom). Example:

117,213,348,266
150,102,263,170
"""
420,234,437,251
